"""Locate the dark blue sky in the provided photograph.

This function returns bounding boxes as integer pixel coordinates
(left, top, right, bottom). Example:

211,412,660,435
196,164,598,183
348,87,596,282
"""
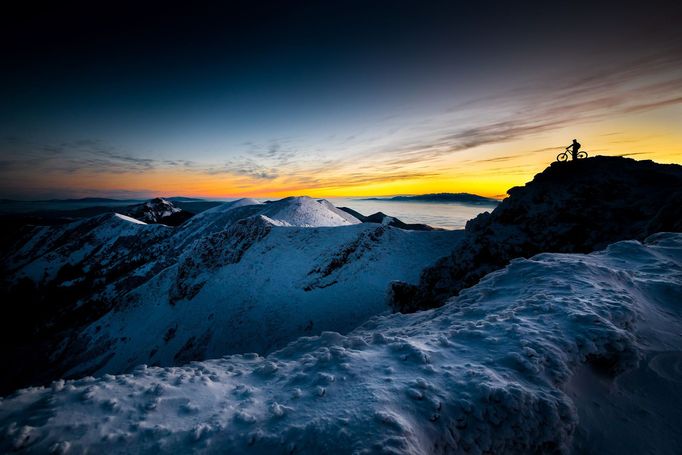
1,1,681,198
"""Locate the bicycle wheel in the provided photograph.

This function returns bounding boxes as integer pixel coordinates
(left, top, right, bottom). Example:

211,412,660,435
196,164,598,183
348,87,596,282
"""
556,152,569,162
577,151,588,159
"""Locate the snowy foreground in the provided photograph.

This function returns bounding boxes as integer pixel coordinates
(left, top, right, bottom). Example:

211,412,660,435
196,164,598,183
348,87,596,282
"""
2,233,681,453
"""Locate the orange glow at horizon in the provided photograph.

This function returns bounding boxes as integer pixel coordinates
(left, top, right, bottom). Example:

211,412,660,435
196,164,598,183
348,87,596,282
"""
4,107,682,201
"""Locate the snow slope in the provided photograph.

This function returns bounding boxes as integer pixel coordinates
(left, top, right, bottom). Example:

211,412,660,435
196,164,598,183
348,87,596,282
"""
66,217,459,377
260,197,360,227
3,232,680,453
4,212,171,283
1,196,457,392
173,198,264,247
113,213,147,225
170,197,358,250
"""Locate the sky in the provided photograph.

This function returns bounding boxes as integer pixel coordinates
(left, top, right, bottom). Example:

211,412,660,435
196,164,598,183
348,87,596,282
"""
1,1,681,200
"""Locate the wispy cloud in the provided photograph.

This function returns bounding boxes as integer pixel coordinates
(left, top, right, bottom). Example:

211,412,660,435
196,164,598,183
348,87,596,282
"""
325,47,682,177
0,137,313,186
1,46,681,197
202,160,278,180
0,139,171,175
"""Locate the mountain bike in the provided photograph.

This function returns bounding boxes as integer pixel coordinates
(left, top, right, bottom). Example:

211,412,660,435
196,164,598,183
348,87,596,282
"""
556,149,588,162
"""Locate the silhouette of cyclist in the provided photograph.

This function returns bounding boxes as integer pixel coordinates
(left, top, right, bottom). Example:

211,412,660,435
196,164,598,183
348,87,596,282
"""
567,139,581,160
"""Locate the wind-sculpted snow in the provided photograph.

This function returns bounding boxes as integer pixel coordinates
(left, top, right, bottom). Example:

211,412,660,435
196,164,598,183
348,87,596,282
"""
254,197,361,227
3,233,681,454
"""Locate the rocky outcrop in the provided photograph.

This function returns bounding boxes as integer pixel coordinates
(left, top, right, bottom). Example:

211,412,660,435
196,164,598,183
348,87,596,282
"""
170,215,274,304
125,197,192,226
304,223,388,290
391,156,682,313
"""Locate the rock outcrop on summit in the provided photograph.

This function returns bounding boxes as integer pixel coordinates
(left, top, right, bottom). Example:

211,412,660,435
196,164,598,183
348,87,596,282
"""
124,197,193,226
391,156,682,312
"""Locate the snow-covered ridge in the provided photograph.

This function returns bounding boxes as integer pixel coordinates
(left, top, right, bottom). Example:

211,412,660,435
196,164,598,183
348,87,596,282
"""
171,196,360,249
0,195,458,392
3,233,681,453
178,196,358,229
3,212,170,282
64,220,459,377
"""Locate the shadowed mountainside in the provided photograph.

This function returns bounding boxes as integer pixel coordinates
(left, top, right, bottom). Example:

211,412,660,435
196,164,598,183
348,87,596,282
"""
0,196,458,394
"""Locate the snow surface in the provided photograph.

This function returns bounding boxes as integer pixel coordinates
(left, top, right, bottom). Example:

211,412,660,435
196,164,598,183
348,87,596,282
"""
179,196,359,229
67,217,459,376
2,196,459,386
3,232,681,453
171,198,264,247
113,213,148,225
173,197,359,249
5,212,170,283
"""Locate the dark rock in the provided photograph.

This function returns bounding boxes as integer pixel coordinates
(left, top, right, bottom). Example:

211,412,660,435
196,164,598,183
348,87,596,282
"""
338,207,435,231
124,197,192,226
391,156,682,313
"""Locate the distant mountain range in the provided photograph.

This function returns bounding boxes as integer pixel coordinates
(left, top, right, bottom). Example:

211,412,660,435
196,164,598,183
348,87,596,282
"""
0,197,222,219
338,206,436,231
362,192,499,205
0,196,207,204
44,197,146,203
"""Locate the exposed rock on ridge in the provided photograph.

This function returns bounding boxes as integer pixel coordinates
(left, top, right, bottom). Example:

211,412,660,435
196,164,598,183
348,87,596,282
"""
391,156,682,312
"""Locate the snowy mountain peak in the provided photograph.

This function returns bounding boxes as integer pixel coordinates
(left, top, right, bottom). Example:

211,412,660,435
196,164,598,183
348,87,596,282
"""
199,198,263,216
260,196,361,227
148,196,173,205
228,197,263,209
172,198,266,247
144,197,177,212
172,196,360,249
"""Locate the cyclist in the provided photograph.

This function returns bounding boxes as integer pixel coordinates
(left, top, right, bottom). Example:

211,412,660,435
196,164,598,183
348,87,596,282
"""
567,139,581,160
